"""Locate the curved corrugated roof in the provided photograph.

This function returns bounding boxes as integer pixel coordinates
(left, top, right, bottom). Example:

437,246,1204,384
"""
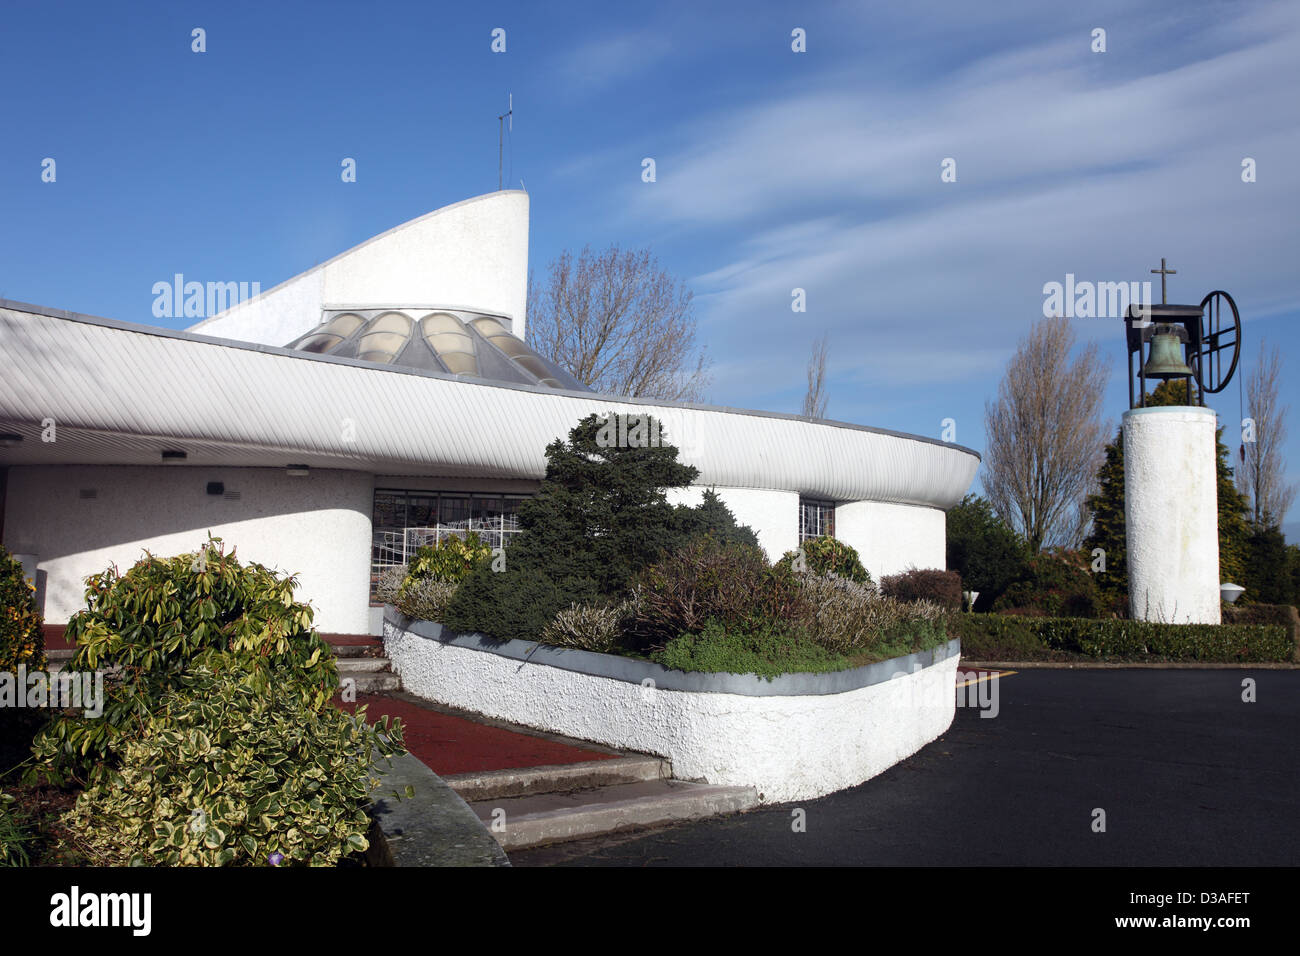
0,301,979,507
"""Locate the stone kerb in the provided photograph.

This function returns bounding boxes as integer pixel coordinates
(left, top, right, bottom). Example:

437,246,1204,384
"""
383,608,960,804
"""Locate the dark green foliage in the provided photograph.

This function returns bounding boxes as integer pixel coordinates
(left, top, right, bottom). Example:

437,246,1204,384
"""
445,568,574,643
676,488,761,550
1243,525,1294,605
881,568,963,610
443,415,758,641
945,495,1027,610
627,537,811,653
29,537,340,785
949,612,1290,662
778,535,873,586
60,661,404,867
1083,436,1127,604
652,618,849,680
1290,545,1300,607
0,792,34,866
993,549,1104,618
0,546,45,674
945,613,1072,662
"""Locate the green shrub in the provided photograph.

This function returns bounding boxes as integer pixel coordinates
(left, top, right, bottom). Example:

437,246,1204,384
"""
30,537,338,785
540,601,633,653
444,570,577,642
394,578,458,622
60,661,404,867
627,537,811,653
993,550,1102,618
945,495,1027,610
881,567,963,610
945,613,1074,661
799,573,945,654
444,415,757,642
676,489,762,551
0,792,34,867
0,546,45,674
778,536,873,586
950,613,1290,662
1222,602,1299,654
652,618,849,680
402,533,493,590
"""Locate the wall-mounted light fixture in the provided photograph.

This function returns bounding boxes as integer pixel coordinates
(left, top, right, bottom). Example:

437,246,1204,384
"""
161,450,187,464
0,433,23,448
286,464,310,477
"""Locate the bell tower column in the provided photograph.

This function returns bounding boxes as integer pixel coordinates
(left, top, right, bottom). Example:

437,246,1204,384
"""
1122,405,1221,623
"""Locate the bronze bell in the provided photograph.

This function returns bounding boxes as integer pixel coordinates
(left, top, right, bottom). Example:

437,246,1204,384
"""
1141,325,1193,380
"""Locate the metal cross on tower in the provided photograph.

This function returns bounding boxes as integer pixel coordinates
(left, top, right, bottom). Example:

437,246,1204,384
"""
1150,257,1177,305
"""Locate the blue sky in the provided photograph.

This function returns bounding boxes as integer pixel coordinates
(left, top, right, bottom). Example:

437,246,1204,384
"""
2,0,1297,537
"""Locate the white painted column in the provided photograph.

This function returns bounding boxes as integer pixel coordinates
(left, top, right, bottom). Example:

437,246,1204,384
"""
1123,406,1220,624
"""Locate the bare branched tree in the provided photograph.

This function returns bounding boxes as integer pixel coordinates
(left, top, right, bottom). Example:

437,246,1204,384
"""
526,245,711,401
983,315,1111,551
802,333,829,419
1238,339,1297,528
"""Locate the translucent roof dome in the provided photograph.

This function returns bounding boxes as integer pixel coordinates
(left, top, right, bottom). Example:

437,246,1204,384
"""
286,308,587,390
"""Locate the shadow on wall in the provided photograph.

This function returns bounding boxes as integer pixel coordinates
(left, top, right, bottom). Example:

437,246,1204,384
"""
2,465,373,624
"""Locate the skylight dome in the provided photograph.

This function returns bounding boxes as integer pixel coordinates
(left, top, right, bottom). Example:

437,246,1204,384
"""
285,308,586,390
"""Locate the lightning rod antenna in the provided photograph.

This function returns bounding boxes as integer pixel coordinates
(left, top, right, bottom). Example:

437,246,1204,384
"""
498,93,512,190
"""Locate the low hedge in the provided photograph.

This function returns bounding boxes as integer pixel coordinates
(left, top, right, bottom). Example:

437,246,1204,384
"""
950,613,1291,662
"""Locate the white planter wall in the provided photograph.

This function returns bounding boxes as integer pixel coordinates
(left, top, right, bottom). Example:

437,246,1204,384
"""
2,465,374,634
385,614,960,803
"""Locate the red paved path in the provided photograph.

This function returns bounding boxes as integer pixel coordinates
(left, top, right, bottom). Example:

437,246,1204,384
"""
337,693,617,776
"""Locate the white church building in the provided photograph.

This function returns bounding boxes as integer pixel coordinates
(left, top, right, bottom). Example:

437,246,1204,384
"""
0,191,979,637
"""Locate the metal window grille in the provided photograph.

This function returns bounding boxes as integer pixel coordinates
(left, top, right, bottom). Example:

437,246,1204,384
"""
370,490,529,598
799,498,836,541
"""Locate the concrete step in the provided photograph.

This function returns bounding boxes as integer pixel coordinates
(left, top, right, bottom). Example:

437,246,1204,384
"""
445,755,671,802
335,657,390,673
330,643,382,659
469,779,760,850
340,672,401,693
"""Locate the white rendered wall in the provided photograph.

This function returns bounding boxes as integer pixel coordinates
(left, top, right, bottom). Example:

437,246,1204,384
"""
665,486,800,561
836,500,947,583
2,465,374,634
188,191,531,345
386,621,959,803
1123,406,1221,624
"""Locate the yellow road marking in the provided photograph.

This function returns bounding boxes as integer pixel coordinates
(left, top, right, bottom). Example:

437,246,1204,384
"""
955,670,1017,689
